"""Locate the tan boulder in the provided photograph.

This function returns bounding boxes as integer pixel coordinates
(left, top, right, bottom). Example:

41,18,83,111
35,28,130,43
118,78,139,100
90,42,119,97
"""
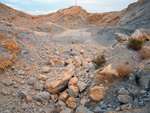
45,70,74,94
26,96,32,103
46,51,51,55
100,64,118,77
90,86,106,101
66,60,73,64
75,61,82,68
80,50,85,54
24,67,30,71
38,75,47,80
59,61,65,66
50,59,58,67
42,67,50,73
83,58,89,62
115,33,128,41
68,77,78,87
131,29,150,41
66,97,77,109
59,91,68,101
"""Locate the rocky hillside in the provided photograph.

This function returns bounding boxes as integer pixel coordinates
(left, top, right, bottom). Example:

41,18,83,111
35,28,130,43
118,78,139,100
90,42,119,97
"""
36,6,125,28
117,0,150,29
1,0,150,29
0,0,150,113
0,3,66,34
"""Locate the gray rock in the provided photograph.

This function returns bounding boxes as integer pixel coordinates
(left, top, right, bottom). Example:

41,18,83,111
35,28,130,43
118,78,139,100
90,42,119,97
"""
28,80,35,85
60,107,73,113
67,64,75,71
67,86,79,97
1,88,11,95
33,91,50,102
18,70,25,75
94,107,101,112
75,105,92,113
2,79,13,86
80,98,87,105
118,95,131,104
77,81,87,92
55,100,66,112
139,73,150,89
118,88,129,95
117,1,150,29
101,104,107,109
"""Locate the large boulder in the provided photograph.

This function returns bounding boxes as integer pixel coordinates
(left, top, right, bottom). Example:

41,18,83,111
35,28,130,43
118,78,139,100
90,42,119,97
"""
100,64,118,77
45,70,74,94
131,29,150,41
90,86,106,101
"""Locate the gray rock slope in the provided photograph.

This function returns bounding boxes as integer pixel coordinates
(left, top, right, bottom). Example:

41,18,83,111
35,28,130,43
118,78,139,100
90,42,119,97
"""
117,0,150,29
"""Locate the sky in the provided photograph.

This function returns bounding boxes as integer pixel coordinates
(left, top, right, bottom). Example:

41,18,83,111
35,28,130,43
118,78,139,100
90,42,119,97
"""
0,0,138,15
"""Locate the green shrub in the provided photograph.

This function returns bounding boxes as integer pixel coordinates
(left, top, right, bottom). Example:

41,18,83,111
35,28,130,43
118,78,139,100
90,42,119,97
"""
128,37,144,50
92,54,106,69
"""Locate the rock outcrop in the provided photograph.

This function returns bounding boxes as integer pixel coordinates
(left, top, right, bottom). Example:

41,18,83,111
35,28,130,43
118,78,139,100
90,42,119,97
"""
45,70,74,94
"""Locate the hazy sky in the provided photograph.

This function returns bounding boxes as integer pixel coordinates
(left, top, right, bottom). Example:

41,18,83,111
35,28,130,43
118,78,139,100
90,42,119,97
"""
0,0,138,15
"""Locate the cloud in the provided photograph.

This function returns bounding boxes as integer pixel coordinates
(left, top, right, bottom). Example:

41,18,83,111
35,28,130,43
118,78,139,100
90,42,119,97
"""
5,4,22,10
1,0,138,15
78,0,97,4
27,10,57,15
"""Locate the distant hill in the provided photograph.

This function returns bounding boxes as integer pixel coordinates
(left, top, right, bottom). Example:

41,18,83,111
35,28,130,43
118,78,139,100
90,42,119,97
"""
0,0,150,29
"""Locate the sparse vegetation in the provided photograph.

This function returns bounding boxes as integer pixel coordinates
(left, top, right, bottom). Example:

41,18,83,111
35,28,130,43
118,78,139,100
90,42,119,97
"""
140,48,150,59
115,63,132,81
92,54,106,69
1,39,21,55
0,32,21,55
0,32,20,73
0,55,16,73
128,37,144,50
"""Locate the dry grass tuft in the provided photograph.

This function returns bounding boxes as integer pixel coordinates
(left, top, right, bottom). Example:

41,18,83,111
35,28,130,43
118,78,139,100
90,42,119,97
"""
128,36,144,50
140,48,150,59
0,55,16,73
116,64,132,81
